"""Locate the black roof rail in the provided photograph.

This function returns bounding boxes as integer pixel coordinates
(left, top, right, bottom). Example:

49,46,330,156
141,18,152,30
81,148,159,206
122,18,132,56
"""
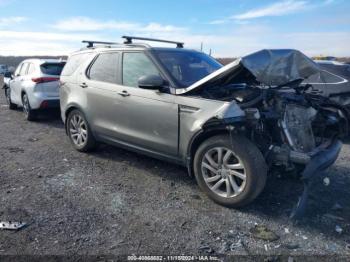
82,40,120,48
122,36,184,48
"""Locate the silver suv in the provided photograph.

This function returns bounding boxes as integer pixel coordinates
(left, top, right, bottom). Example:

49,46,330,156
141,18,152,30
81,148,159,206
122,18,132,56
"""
60,37,346,216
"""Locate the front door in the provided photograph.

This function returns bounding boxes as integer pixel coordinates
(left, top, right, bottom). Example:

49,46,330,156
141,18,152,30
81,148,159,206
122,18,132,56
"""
115,51,178,156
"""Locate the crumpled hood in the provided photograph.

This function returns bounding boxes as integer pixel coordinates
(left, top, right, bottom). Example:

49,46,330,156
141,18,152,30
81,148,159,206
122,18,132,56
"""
176,49,321,95
241,49,320,86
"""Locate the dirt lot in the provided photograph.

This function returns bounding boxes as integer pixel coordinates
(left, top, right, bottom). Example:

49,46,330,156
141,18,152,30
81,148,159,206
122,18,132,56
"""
0,90,349,260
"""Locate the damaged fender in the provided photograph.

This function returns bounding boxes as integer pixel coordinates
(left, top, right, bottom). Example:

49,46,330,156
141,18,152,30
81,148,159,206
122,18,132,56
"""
177,98,247,176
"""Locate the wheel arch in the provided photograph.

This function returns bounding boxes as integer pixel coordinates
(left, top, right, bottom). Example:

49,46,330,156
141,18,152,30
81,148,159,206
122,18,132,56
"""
64,104,84,134
186,119,246,177
20,89,28,107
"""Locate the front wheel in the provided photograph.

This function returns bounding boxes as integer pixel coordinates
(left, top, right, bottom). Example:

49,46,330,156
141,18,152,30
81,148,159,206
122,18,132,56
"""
194,134,267,208
4,88,17,110
67,109,97,152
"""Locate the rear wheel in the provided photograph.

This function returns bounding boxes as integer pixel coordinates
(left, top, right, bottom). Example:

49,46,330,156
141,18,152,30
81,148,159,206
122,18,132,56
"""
194,134,267,207
67,109,97,152
22,93,36,121
4,88,17,110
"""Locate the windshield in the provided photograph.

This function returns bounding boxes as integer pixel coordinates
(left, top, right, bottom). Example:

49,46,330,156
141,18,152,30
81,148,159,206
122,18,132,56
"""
153,50,222,87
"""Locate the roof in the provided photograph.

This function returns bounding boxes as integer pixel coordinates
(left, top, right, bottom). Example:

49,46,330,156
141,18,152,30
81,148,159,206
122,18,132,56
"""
20,58,66,64
72,45,198,56
73,36,189,55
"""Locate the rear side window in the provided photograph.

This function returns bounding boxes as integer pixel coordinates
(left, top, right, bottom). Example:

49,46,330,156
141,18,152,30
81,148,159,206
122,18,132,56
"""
61,53,90,76
88,53,119,84
40,63,65,76
122,52,160,87
19,63,28,76
27,63,36,75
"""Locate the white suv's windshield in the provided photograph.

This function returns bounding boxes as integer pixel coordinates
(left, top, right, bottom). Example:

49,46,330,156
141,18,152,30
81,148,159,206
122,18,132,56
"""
153,50,222,87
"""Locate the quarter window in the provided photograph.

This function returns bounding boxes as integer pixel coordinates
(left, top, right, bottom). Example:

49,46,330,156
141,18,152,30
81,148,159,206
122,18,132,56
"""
61,53,91,76
89,53,119,84
122,52,160,88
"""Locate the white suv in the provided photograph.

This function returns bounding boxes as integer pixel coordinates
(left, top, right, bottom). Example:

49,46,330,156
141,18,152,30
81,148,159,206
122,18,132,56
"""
5,59,66,121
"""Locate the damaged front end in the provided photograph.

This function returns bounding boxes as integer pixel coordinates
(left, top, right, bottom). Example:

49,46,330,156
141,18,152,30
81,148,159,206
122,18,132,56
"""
184,49,348,219
254,89,345,219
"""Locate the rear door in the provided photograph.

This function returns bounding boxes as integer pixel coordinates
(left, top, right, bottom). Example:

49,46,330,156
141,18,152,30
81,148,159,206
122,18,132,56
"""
82,52,125,138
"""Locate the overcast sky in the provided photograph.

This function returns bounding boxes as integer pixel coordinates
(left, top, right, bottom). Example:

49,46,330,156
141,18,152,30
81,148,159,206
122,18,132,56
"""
0,0,349,57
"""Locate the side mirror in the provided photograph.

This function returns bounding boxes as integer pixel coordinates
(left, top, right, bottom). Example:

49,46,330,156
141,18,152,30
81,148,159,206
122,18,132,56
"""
138,75,165,90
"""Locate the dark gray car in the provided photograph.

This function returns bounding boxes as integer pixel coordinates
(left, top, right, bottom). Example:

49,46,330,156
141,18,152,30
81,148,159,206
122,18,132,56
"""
60,38,347,217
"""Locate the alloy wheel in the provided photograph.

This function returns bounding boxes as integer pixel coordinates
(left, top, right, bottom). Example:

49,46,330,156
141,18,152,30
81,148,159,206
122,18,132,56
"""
201,147,247,198
69,114,88,147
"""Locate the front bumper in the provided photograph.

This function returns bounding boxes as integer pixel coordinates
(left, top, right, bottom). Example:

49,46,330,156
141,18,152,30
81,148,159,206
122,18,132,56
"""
301,139,342,180
290,139,342,219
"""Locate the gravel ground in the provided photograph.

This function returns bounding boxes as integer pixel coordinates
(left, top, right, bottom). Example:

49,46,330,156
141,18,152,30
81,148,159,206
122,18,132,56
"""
0,90,349,260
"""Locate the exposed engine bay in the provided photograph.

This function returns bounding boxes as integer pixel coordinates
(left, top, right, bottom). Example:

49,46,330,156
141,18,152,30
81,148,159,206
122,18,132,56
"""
184,49,348,219
197,82,348,166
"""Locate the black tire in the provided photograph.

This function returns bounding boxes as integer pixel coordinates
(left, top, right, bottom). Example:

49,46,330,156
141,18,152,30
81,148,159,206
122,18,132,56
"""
193,134,267,208
4,88,17,110
22,93,36,121
66,109,97,152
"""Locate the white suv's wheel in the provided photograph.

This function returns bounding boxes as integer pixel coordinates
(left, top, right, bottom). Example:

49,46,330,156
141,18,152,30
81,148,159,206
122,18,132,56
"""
4,88,17,110
194,134,267,207
22,93,36,121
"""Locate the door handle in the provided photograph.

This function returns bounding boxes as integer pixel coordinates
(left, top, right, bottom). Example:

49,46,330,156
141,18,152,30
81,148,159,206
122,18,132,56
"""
80,83,88,88
118,90,130,97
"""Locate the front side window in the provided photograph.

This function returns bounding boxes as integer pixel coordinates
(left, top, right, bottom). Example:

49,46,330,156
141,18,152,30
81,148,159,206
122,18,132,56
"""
14,64,23,76
122,52,160,88
88,53,119,84
153,50,222,87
